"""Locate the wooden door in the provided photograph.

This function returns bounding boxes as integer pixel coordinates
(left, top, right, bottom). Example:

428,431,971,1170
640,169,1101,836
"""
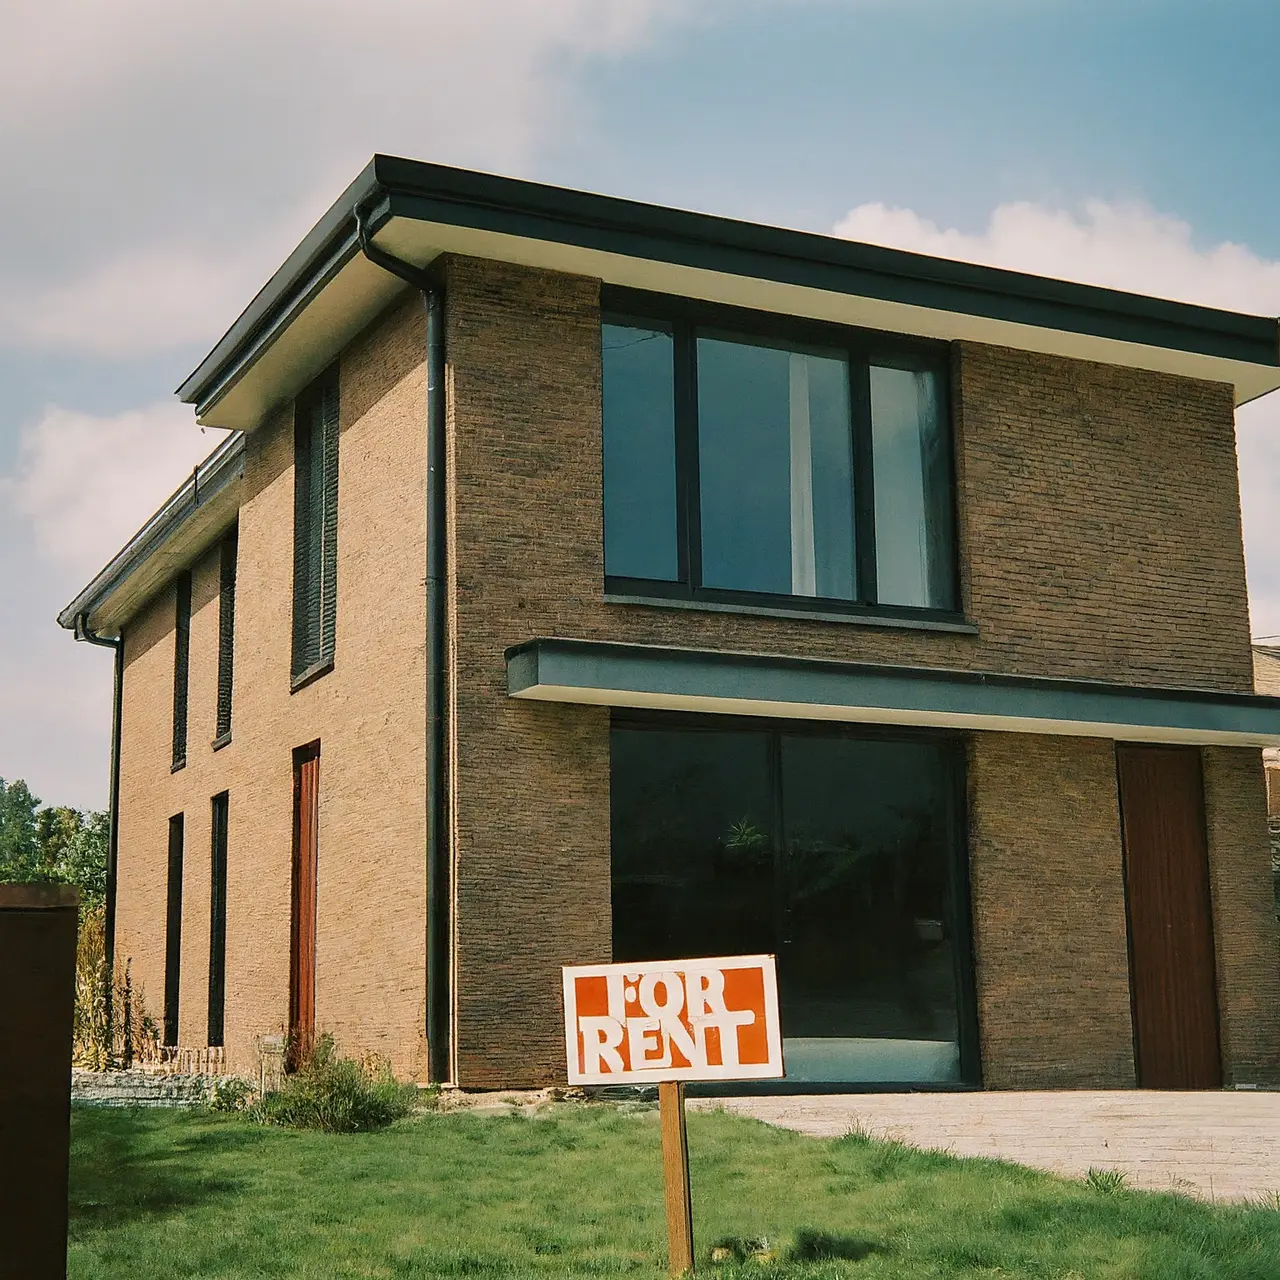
1116,745,1221,1089
290,742,320,1067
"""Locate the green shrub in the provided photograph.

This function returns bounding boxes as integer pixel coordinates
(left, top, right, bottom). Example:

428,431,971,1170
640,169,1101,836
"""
206,1076,256,1113
250,1035,418,1133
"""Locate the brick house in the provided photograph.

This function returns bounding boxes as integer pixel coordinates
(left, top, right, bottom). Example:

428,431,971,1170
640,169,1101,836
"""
60,157,1280,1092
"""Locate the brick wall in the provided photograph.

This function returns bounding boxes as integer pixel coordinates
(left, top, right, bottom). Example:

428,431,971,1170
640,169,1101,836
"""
966,733,1135,1088
440,254,1269,1088
115,294,429,1080
1202,747,1280,1085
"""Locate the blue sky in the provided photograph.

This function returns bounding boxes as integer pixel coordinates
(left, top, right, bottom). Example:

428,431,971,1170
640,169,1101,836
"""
3,0,1280,808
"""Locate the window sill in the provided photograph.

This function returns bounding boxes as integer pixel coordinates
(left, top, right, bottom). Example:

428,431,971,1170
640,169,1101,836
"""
291,658,334,694
170,757,186,774
603,593,979,635
211,732,232,752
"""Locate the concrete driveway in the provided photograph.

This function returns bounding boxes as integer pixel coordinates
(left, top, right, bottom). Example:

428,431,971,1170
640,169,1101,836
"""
697,1091,1280,1202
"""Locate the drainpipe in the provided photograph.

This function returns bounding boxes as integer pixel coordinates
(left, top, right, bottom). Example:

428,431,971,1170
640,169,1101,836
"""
355,204,452,1084
73,613,123,1058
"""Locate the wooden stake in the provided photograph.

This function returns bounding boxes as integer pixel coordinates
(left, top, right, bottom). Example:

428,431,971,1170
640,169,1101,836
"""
659,1080,694,1276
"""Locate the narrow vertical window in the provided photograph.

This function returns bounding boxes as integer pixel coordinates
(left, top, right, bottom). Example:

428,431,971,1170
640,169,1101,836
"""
292,370,339,681
171,572,191,769
869,366,956,610
207,792,229,1048
602,322,679,581
164,813,184,1048
214,529,237,744
290,742,321,1067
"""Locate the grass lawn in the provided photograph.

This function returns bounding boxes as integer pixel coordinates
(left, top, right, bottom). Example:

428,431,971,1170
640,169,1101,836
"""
69,1100,1280,1279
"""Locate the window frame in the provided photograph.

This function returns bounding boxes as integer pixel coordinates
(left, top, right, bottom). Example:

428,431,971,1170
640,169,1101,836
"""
213,527,237,748
207,791,229,1048
609,707,982,1092
601,287,962,624
170,571,192,772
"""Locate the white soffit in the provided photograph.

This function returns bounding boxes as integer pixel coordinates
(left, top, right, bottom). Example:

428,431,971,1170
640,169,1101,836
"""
196,215,1280,431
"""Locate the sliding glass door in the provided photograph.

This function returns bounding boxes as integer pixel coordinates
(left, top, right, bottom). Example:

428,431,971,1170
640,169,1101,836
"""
610,717,976,1086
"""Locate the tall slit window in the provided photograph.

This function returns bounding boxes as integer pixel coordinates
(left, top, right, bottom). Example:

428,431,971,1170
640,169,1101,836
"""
292,369,339,682
214,528,237,744
602,294,957,616
208,792,229,1048
164,813,184,1048
171,572,192,770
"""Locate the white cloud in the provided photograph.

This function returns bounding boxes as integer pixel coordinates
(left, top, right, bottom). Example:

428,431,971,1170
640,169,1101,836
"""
833,197,1280,637
834,199,1280,314
0,0,694,358
1,402,229,577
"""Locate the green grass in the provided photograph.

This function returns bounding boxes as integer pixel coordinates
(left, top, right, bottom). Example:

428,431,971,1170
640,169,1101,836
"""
69,1101,1280,1279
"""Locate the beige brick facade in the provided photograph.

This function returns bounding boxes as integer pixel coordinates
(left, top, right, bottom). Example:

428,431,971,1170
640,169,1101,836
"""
116,295,429,1079
111,252,1280,1090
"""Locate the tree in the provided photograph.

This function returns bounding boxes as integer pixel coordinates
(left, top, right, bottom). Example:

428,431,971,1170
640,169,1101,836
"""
0,778,108,904
0,777,41,882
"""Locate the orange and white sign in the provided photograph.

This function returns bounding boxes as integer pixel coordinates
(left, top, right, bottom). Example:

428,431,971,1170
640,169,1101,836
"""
562,954,783,1085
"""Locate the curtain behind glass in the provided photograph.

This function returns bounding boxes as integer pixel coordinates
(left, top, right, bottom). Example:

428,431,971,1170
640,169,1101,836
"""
697,335,854,599
869,367,955,609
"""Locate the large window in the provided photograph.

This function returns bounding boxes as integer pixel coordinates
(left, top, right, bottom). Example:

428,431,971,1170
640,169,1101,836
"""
602,294,957,616
208,791,229,1048
611,717,977,1085
171,571,191,771
292,369,339,683
164,813,185,1048
214,528,237,745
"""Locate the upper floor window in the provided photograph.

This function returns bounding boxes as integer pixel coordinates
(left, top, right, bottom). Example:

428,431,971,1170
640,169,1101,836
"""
214,527,237,745
292,368,339,683
601,294,958,616
171,570,191,771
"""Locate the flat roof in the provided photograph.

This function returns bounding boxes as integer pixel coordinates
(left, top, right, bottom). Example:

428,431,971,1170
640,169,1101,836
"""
182,155,1280,431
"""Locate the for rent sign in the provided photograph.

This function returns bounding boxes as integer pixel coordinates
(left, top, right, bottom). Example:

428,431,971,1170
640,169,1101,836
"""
562,954,783,1085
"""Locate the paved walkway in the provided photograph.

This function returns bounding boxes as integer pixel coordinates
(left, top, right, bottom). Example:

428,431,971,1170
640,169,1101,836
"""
696,1091,1280,1202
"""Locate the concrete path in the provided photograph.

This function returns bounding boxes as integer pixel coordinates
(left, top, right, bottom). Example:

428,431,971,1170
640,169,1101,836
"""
695,1091,1280,1203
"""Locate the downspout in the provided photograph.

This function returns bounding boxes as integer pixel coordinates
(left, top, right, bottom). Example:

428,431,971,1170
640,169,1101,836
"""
355,204,452,1084
73,613,123,1057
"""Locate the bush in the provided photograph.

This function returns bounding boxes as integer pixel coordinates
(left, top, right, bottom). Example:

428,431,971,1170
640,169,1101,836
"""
250,1034,419,1132
206,1076,256,1113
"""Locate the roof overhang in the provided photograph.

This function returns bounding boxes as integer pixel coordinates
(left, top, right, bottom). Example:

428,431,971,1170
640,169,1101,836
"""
57,432,243,638
507,638,1280,747
181,156,1280,432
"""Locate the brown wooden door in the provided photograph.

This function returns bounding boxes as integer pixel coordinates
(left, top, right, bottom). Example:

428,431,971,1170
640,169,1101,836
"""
1116,744,1221,1089
290,742,320,1067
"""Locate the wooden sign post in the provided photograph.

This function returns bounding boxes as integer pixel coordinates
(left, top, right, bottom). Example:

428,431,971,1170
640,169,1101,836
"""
563,954,784,1277
659,1081,694,1275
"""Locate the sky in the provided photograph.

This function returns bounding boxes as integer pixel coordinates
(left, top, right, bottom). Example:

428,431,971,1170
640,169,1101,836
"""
3,0,1280,810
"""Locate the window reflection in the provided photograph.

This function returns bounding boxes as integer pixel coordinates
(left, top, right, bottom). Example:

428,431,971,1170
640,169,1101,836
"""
602,323,679,581
697,336,855,599
870,366,955,610
611,722,969,1084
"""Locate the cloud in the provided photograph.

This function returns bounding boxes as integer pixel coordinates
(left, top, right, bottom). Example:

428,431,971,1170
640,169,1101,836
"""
833,197,1280,637
1,402,229,578
834,199,1280,315
0,0,693,358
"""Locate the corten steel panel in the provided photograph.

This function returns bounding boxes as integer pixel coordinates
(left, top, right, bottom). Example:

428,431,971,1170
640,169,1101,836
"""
1118,745,1223,1089
0,884,79,1280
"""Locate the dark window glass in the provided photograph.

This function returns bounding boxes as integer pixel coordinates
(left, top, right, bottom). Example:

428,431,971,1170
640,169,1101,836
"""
164,813,184,1048
292,372,339,679
869,366,955,609
697,336,854,598
602,323,679,581
611,728,775,966
171,572,191,770
215,530,237,742
208,792,229,1048
611,721,970,1084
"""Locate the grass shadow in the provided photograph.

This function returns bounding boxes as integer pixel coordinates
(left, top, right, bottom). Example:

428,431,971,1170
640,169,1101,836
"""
69,1106,253,1233
789,1227,888,1262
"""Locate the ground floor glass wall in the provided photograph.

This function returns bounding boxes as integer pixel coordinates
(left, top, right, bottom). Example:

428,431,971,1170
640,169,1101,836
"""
610,717,976,1085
